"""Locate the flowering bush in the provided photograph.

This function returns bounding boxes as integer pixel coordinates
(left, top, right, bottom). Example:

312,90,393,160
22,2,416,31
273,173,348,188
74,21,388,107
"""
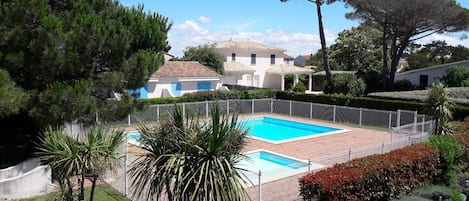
299,145,441,201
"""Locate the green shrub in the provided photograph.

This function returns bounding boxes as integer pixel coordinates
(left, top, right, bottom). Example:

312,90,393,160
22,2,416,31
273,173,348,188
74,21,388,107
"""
292,82,306,93
299,145,440,200
440,67,469,87
394,79,415,91
139,89,276,106
332,74,366,96
427,136,464,185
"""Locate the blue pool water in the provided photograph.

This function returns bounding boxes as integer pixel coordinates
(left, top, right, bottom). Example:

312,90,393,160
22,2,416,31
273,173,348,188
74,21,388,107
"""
239,117,341,142
238,150,309,183
127,131,140,142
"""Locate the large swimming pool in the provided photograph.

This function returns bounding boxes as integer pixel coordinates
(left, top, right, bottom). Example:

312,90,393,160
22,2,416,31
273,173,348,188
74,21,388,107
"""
239,117,344,143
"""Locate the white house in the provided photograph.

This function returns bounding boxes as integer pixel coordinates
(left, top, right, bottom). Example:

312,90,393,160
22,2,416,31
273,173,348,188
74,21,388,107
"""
213,40,314,91
395,60,469,88
138,61,222,98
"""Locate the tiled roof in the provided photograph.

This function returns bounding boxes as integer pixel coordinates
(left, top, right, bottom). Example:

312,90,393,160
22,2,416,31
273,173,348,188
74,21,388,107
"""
214,40,285,51
152,61,221,78
301,54,312,61
283,53,294,60
223,62,255,73
266,64,314,75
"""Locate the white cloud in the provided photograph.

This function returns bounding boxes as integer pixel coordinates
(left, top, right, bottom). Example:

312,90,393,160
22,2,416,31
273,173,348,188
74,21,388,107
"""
172,20,208,35
168,20,338,58
415,32,469,47
198,16,212,24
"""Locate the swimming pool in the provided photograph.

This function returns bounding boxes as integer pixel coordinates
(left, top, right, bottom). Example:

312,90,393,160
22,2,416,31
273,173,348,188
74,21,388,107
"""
239,117,345,143
238,150,323,185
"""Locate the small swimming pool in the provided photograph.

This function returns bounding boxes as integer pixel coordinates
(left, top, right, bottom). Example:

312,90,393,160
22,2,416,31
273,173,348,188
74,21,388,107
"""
239,117,344,143
238,150,319,185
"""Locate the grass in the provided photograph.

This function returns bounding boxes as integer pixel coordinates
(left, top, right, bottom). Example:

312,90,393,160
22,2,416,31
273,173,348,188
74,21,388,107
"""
19,184,130,201
368,87,469,105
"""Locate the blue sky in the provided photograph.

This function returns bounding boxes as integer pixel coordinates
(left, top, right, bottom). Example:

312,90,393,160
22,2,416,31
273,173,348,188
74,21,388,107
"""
121,0,469,57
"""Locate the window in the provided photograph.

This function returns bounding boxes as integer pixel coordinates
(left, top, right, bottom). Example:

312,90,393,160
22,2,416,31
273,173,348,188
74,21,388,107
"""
231,53,236,62
171,82,182,96
419,75,428,88
251,54,256,65
271,54,276,65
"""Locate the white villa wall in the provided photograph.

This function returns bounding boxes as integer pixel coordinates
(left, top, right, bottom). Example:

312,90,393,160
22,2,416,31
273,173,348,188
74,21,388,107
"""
217,48,287,89
395,61,469,87
0,158,52,199
147,78,221,98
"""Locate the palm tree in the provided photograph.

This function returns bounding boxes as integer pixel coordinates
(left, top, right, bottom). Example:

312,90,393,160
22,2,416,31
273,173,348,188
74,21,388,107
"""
426,82,454,135
36,127,82,201
81,126,125,201
129,105,251,201
280,0,336,93
36,126,124,201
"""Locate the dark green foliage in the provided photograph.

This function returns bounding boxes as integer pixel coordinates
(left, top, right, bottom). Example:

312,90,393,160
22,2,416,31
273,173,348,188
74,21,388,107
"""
394,79,415,91
181,44,225,75
0,69,28,118
440,67,469,87
140,89,276,105
292,82,306,93
427,136,464,185
405,41,469,71
331,73,366,96
329,23,383,72
359,69,384,93
0,0,171,126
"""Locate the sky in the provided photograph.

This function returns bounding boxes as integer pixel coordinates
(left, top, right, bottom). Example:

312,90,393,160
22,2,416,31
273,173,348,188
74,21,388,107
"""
120,0,469,58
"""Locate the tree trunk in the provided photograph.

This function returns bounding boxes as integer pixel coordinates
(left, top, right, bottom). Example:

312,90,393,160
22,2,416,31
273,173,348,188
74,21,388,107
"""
66,178,73,201
389,36,409,90
79,169,85,201
381,24,389,91
89,174,98,201
315,0,333,93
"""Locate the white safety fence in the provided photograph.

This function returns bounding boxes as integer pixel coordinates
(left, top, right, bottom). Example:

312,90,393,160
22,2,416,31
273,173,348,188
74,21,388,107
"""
98,99,425,131
99,99,433,201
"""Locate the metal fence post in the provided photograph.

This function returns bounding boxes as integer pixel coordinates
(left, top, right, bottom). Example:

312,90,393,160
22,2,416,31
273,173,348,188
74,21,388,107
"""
310,102,313,119
252,99,255,114
413,111,418,134
421,115,425,135
388,111,392,129
157,105,160,122
127,114,131,126
258,170,262,201
124,134,128,197
206,101,209,118
289,100,292,116
333,105,336,123
95,112,99,123
308,159,311,173
182,102,186,117
408,136,412,146
359,108,363,127
396,109,401,128
227,99,230,115
348,149,352,161
381,142,385,154
270,99,273,113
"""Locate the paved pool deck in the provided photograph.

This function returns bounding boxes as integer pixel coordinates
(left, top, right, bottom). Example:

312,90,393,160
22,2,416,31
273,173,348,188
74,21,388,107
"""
113,113,393,201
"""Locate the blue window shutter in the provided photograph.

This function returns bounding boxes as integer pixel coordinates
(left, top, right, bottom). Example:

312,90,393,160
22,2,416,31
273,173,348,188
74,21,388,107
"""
197,81,211,91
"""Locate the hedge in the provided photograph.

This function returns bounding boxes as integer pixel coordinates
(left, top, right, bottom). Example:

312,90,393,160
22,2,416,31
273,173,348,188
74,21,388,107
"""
138,89,276,105
275,91,469,120
299,144,441,201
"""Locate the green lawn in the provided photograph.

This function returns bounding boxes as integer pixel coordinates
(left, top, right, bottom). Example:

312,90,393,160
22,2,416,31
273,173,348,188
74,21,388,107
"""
368,87,469,105
19,184,130,201
395,184,464,201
